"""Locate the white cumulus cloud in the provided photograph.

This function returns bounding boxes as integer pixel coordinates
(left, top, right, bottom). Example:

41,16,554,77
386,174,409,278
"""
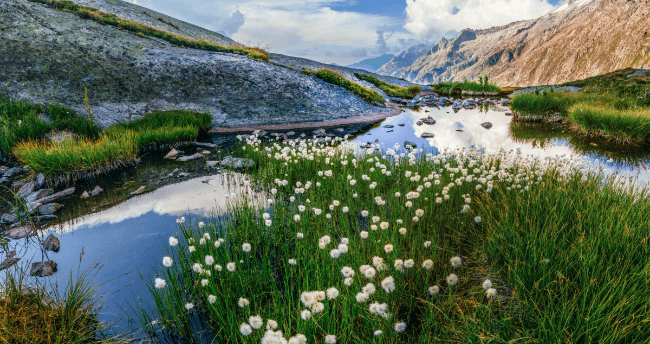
404,0,557,41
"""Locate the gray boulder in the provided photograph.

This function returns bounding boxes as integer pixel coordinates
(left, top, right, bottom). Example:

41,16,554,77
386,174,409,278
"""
221,157,255,170
1,213,17,224
0,177,9,185
31,261,57,277
42,234,61,252
421,133,435,138
15,181,36,199
4,167,23,178
25,189,54,203
35,173,46,188
38,203,64,215
0,166,8,175
4,225,34,240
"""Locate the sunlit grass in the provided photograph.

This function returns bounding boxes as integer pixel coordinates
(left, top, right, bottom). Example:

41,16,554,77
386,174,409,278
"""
568,103,650,143
354,74,421,99
28,0,269,61
303,69,385,105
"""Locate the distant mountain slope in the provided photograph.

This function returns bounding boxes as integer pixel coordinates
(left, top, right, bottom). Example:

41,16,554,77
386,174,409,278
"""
347,54,394,72
381,0,650,86
376,44,429,76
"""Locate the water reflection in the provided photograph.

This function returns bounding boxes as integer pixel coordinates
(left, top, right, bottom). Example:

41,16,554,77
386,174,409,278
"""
352,105,650,186
1,173,254,338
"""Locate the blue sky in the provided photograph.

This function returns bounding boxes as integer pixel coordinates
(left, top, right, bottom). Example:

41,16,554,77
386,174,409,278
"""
125,0,562,65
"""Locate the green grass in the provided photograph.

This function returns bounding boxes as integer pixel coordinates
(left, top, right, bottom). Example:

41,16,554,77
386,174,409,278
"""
12,130,139,176
510,91,583,116
568,104,650,143
10,109,212,176
433,80,501,95
28,0,269,61
0,96,100,157
303,69,385,105
0,264,123,343
137,137,650,343
354,73,421,99
476,170,650,343
511,68,650,142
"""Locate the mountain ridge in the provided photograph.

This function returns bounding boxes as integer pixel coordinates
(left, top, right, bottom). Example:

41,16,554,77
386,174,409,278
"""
378,0,650,86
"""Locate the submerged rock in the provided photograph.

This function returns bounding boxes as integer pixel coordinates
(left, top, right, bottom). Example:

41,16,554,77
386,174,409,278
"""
221,157,255,170
421,133,435,138
38,203,64,215
42,234,61,252
34,215,57,222
0,258,20,271
481,122,493,129
31,261,57,277
404,141,417,149
36,187,75,204
177,153,204,162
25,189,54,203
191,142,217,148
383,125,394,128
91,186,104,197
4,225,34,240
164,148,180,159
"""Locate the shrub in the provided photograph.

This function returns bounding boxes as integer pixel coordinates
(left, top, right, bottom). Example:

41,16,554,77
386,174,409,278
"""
510,92,580,116
434,80,501,95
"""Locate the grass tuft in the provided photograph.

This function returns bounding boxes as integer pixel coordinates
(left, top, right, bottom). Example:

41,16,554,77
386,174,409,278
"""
354,73,421,99
303,69,385,105
433,80,501,95
568,103,650,143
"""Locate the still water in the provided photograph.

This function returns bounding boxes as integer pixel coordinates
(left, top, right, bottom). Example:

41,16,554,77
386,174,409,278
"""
2,103,649,339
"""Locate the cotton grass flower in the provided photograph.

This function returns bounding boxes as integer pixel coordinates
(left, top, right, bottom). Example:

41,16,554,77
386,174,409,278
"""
424,241,431,248
422,259,433,269
266,319,278,330
475,216,482,223
355,292,370,303
344,277,354,286
384,244,394,253
185,303,194,310
374,330,383,336
394,321,407,333
154,278,166,289
289,259,297,265
450,256,462,268
446,273,458,286
428,285,440,295
238,298,250,308
297,232,304,238
326,287,339,300
205,255,215,265
360,231,369,239
300,309,311,320
360,265,376,279
486,288,497,299
293,214,301,222
242,243,252,252
169,237,179,246
362,283,376,295
201,279,209,287
341,266,355,278
301,291,316,307
249,315,263,329
189,246,195,253
240,323,253,336
399,227,407,235
162,256,173,267
482,279,492,290
325,335,336,344
330,249,341,258
404,259,414,269
208,295,217,304
381,276,395,293
227,262,236,272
